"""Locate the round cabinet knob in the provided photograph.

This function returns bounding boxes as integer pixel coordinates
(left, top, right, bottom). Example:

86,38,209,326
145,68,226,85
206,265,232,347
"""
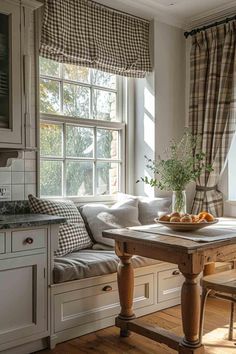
25,237,34,244
102,285,112,292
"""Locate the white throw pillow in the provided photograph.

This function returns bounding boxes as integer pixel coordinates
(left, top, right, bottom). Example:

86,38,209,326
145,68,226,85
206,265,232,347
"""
80,199,141,247
117,193,171,225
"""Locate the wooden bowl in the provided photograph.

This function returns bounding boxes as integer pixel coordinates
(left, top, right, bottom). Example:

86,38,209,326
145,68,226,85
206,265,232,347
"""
154,218,219,232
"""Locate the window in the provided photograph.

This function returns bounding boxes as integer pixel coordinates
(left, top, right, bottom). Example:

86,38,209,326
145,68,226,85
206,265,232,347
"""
39,58,125,199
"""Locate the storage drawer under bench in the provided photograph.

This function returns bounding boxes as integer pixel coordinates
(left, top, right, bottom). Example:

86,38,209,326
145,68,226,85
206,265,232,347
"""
158,267,184,302
54,272,154,332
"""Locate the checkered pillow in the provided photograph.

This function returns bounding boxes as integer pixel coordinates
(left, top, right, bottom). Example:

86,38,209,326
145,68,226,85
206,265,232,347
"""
28,195,93,256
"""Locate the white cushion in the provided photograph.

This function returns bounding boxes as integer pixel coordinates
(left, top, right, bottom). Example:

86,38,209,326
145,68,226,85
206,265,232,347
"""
117,193,171,225
80,199,141,247
28,195,92,256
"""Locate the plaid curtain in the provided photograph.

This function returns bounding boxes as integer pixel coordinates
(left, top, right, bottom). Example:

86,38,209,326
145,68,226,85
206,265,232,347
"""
39,0,152,78
189,20,236,216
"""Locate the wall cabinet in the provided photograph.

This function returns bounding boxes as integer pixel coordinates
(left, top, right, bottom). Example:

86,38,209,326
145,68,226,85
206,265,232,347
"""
0,0,42,152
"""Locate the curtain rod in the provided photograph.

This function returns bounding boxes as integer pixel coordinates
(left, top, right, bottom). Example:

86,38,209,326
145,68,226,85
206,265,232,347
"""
184,14,236,38
88,0,150,23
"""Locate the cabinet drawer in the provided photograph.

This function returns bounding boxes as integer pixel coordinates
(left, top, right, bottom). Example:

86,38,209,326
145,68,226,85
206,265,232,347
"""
0,234,5,254
158,268,184,302
11,229,46,252
54,273,154,332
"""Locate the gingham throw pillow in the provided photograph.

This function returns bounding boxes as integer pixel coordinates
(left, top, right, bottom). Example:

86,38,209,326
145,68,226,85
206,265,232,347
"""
28,195,92,256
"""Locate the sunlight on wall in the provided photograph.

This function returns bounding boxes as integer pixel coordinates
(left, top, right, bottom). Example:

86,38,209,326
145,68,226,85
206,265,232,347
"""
143,86,155,197
228,133,236,200
144,87,154,118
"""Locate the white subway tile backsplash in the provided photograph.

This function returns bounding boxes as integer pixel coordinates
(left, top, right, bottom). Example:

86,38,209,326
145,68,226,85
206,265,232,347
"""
12,184,25,201
12,172,25,184
25,184,36,199
0,172,11,184
12,159,25,172
25,159,36,172
25,171,36,184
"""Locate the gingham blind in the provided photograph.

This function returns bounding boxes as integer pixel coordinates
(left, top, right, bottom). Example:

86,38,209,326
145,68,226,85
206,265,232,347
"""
39,0,152,78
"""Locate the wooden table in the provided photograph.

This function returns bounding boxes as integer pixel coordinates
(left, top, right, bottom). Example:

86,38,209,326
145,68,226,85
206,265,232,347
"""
103,222,236,354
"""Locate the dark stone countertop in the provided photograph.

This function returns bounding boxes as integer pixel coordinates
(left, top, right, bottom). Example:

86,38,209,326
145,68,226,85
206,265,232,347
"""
0,214,66,230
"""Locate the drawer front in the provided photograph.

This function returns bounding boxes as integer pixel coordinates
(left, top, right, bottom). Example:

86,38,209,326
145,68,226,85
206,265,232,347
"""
0,234,5,254
11,229,46,252
158,268,184,302
54,273,154,332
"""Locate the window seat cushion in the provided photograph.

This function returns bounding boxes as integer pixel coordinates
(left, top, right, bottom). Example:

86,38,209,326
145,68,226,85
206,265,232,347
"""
53,249,161,284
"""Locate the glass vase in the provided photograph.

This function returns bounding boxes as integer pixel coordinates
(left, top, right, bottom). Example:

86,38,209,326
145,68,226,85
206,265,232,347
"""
172,190,186,214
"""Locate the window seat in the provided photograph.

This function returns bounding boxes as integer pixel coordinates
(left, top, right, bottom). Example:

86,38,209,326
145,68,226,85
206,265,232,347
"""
53,249,161,283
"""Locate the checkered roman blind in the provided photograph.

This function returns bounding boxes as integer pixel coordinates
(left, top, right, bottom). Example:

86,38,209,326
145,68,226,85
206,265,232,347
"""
39,0,152,78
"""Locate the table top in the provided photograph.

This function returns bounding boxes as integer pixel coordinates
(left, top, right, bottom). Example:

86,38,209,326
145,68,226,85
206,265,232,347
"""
103,217,236,254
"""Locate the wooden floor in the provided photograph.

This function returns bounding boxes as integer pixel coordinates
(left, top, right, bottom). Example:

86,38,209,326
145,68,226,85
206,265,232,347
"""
38,298,236,354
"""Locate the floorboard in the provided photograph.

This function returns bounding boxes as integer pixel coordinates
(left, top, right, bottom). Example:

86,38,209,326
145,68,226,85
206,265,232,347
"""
37,298,236,354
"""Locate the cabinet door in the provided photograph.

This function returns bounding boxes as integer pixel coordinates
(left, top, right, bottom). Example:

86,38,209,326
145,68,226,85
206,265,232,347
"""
0,0,22,147
0,254,47,345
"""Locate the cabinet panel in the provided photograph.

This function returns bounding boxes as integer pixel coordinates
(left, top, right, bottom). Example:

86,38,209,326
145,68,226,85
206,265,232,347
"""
158,268,184,302
0,254,47,345
0,233,5,254
0,0,22,147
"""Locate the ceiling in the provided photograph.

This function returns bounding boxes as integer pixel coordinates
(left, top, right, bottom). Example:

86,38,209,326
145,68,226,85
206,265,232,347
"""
97,0,236,28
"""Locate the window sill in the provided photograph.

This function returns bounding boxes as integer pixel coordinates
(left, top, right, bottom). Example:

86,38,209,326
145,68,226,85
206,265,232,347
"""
225,200,236,205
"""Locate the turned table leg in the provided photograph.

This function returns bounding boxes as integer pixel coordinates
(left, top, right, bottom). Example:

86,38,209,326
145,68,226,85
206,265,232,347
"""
117,254,135,337
179,272,205,354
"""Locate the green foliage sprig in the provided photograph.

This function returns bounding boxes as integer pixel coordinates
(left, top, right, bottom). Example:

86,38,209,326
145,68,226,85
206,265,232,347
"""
137,131,213,192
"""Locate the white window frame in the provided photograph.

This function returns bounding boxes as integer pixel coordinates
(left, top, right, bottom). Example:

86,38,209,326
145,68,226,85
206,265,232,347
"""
39,62,126,203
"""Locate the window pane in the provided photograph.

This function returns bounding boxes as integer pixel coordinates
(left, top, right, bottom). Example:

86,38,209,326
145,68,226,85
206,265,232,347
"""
39,57,60,78
93,89,116,121
40,123,63,157
63,84,90,118
40,79,60,114
92,70,116,89
66,161,93,196
63,64,89,83
97,129,119,159
96,162,119,195
66,126,93,158
40,160,62,197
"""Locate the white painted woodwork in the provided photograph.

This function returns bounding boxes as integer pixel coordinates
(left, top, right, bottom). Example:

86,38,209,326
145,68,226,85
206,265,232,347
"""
158,267,184,302
11,228,46,252
0,234,6,254
0,0,22,147
0,224,59,353
0,254,46,345
54,273,154,333
0,0,42,152
50,263,184,347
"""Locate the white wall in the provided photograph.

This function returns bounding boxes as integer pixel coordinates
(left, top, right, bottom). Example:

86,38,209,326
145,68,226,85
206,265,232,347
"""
134,20,189,207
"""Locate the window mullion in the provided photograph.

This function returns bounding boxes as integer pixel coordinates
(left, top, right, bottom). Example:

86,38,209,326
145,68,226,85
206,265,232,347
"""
94,126,97,196
63,123,66,197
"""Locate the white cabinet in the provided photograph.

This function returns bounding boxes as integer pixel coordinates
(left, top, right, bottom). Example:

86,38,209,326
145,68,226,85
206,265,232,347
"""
0,0,42,151
0,225,59,353
0,0,22,147
0,254,47,345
